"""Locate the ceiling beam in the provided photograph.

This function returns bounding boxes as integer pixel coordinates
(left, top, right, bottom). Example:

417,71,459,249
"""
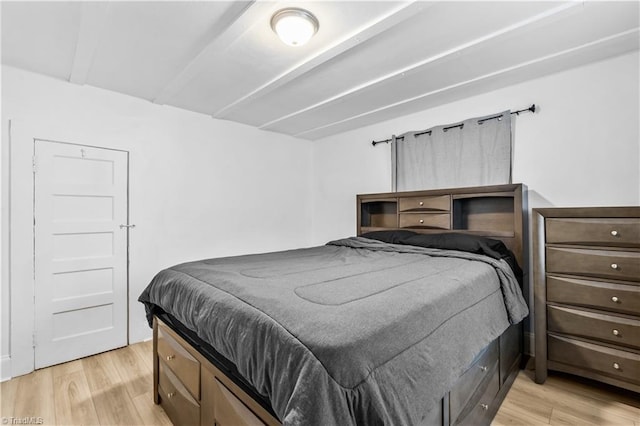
258,1,583,131
153,1,277,106
212,1,430,119
69,2,110,85
295,27,640,139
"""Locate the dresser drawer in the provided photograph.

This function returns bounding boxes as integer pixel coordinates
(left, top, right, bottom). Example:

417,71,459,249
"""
547,305,640,350
159,361,200,426
158,323,201,399
214,378,265,426
548,334,640,385
547,276,640,315
454,366,500,426
399,213,450,229
546,218,640,248
546,247,640,282
399,195,450,212
450,340,499,424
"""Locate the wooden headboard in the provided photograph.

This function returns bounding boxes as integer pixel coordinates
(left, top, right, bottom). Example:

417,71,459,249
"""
357,183,528,272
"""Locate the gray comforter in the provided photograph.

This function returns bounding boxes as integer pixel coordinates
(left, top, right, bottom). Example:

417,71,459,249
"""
139,237,528,425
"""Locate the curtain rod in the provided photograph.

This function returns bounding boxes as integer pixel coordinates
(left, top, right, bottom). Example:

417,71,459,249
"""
371,104,536,146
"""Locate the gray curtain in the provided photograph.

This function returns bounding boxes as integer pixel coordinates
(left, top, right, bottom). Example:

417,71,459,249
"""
392,111,512,191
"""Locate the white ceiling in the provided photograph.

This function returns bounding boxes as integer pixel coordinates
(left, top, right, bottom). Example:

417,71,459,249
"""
2,1,639,140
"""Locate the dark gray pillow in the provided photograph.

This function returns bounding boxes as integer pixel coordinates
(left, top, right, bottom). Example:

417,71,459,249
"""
361,231,522,284
360,230,418,244
406,234,521,279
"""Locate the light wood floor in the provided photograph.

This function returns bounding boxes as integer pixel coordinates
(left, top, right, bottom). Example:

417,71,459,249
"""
1,342,638,425
493,361,639,426
1,341,171,426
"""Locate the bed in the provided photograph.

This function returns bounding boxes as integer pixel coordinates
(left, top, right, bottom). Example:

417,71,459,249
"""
139,183,528,426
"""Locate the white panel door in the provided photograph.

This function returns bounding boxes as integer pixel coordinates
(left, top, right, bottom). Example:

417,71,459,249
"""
34,140,128,368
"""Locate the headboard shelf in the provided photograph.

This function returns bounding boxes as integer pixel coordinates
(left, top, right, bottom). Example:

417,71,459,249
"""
360,200,398,228
452,192,515,199
357,184,527,268
452,196,515,233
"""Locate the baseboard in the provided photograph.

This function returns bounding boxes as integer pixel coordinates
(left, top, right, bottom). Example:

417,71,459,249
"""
1,355,11,382
524,331,534,357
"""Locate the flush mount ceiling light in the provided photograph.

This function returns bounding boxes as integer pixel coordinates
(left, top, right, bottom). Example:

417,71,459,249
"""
270,8,319,47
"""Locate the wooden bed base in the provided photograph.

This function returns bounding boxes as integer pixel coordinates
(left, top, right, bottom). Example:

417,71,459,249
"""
152,183,528,425
153,316,281,426
153,316,523,426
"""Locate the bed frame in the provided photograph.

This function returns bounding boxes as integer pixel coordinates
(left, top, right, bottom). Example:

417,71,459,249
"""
153,183,528,426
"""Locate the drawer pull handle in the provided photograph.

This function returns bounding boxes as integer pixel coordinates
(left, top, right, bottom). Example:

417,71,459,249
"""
167,392,175,399
478,365,488,372
419,201,424,206
481,404,489,411
166,354,175,361
613,362,620,370
419,219,424,224
611,263,619,270
611,296,620,303
611,230,619,236
612,329,620,336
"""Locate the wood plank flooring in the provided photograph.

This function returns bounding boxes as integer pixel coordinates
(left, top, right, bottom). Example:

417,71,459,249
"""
1,341,170,426
1,342,638,425
493,361,639,426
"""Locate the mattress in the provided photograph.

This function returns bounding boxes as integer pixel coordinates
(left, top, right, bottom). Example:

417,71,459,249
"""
139,236,528,425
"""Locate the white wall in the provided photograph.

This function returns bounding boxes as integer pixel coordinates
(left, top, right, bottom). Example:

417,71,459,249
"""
310,51,640,343
2,50,638,378
1,66,313,378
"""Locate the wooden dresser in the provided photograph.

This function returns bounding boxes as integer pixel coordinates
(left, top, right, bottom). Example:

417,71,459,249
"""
533,207,640,392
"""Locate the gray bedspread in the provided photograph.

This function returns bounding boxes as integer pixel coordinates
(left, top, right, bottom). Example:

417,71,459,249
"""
139,237,528,425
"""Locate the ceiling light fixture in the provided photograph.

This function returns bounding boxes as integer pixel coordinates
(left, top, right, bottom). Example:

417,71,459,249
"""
270,8,319,47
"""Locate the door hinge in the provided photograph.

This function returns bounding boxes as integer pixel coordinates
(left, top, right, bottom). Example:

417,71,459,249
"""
32,331,36,348
32,155,37,174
